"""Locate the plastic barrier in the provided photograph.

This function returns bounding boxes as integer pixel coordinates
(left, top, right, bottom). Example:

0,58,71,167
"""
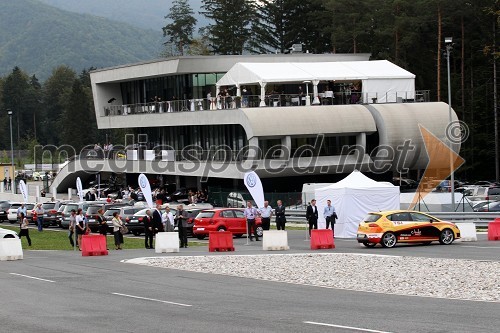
488,219,500,241
209,231,234,252
81,235,109,256
456,223,477,242
0,238,23,261
155,232,179,253
310,229,335,250
262,230,289,251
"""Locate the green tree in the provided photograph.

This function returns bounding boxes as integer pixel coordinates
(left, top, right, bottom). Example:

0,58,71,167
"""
41,66,76,145
200,0,254,55
162,0,197,56
249,0,287,53
2,67,31,145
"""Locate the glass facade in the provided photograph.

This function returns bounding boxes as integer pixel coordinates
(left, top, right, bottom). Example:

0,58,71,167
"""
120,73,226,104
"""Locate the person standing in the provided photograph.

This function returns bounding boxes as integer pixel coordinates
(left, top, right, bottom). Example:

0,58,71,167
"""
97,208,108,249
323,199,337,233
111,212,124,250
143,210,154,249
7,177,11,191
275,200,286,230
35,203,44,232
68,209,77,247
306,199,319,236
18,212,32,246
17,203,27,224
2,178,6,191
259,201,273,231
75,208,86,250
244,201,260,241
152,204,164,233
162,206,174,232
175,205,188,248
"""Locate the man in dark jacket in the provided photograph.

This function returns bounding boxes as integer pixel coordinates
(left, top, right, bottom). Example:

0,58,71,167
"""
152,204,164,233
275,200,286,230
143,210,154,249
175,205,188,248
306,199,319,236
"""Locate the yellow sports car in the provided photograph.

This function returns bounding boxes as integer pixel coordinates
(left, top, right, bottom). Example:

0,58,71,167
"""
357,210,461,248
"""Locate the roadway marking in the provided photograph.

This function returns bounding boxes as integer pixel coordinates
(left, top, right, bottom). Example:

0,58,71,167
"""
111,292,192,307
10,273,55,283
304,321,394,333
460,246,500,249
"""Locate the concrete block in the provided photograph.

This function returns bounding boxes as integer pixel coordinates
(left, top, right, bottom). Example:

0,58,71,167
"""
262,230,289,251
155,232,179,253
457,223,477,242
0,238,23,261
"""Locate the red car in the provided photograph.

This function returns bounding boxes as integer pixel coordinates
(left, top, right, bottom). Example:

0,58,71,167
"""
192,208,263,240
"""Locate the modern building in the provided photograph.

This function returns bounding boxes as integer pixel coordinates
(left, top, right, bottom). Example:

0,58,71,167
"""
51,54,457,193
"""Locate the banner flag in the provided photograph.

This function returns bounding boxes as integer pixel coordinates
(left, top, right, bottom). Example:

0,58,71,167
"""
76,177,84,202
138,173,154,209
19,180,28,203
244,171,265,208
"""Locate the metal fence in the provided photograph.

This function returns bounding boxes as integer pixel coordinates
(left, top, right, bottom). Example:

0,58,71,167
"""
208,187,303,209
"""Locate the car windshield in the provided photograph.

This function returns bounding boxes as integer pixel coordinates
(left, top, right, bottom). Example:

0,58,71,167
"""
196,211,215,218
26,204,35,209
86,206,102,214
104,209,120,216
10,204,22,209
65,204,79,212
364,214,382,223
58,205,66,212
42,203,56,210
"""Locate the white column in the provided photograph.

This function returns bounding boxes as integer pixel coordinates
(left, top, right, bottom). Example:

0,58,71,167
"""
259,83,267,107
216,86,221,109
0,182,3,193
312,80,320,105
35,185,40,203
68,187,72,200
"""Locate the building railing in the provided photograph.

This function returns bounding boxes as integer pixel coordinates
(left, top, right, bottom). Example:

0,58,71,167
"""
102,90,431,116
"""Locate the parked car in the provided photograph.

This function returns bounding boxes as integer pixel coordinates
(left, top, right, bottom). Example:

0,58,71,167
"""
476,201,500,212
183,208,205,236
60,202,95,229
192,208,263,240
23,203,36,223
0,227,18,239
356,210,461,248
55,204,66,226
40,201,69,227
7,202,23,223
103,206,143,234
472,200,498,212
0,201,10,222
85,203,128,232
124,208,177,236
227,192,255,208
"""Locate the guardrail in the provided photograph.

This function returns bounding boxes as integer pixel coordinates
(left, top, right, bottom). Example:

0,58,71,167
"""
283,209,499,227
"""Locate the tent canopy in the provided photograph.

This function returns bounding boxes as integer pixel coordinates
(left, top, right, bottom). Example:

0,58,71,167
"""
216,60,416,103
314,171,400,238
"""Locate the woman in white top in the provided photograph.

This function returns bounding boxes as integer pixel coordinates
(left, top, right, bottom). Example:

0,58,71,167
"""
75,208,86,250
111,212,124,250
19,212,32,246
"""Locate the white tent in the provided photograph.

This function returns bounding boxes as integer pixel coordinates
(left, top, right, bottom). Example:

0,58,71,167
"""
216,60,416,103
314,171,400,238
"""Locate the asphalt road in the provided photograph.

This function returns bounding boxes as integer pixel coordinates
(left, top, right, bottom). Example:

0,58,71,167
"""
0,231,498,333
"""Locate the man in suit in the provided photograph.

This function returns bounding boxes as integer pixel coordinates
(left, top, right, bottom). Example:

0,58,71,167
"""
175,205,188,248
306,199,319,236
275,200,286,230
152,204,164,233
143,210,154,249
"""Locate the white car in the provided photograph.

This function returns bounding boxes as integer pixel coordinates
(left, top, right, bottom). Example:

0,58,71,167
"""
7,202,23,223
0,227,19,239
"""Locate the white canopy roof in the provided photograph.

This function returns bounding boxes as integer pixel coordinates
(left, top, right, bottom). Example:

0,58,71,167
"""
216,60,415,86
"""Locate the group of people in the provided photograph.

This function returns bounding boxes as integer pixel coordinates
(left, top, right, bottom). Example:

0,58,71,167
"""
306,199,338,235
243,200,287,241
2,177,12,191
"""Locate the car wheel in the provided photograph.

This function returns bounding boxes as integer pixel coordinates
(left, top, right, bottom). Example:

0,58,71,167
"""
381,232,397,248
196,235,206,240
132,231,141,236
362,242,376,248
255,225,263,237
217,226,226,232
439,229,454,245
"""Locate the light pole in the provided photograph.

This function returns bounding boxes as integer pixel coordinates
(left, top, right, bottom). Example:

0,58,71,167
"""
7,109,14,194
445,37,455,211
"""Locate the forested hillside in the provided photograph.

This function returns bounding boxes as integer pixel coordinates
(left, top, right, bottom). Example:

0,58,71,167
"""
0,0,162,80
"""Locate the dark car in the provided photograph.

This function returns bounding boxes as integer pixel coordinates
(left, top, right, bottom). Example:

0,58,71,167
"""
60,202,97,229
0,201,10,222
126,208,178,236
85,203,128,232
103,206,142,234
41,201,69,227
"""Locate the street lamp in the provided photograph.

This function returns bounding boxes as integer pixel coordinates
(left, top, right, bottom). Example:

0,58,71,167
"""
445,37,455,211
7,109,14,194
